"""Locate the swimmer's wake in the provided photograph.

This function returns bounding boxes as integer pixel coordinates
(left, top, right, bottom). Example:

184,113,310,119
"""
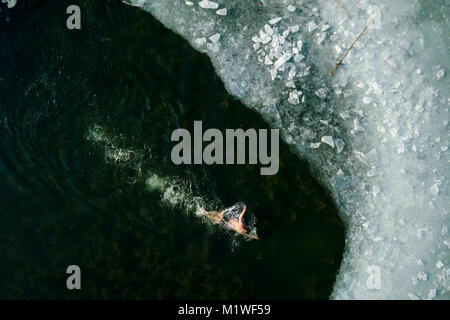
88,125,259,241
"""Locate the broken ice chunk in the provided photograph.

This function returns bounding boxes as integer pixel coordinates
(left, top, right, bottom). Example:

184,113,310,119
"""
252,35,261,43
270,68,278,81
194,37,207,46
436,69,445,80
296,40,303,51
288,68,296,80
259,30,271,44
269,17,282,25
428,289,437,299
294,54,304,62
417,272,428,281
274,53,293,70
365,149,379,165
264,55,273,65
288,91,300,105
290,25,300,33
321,136,334,148
317,33,326,44
308,21,318,32
287,5,296,12
334,139,345,153
216,8,227,16
315,88,327,99
264,24,274,36
352,119,365,134
436,261,444,269
206,42,220,53
309,142,321,149
285,80,296,88
199,0,219,9
209,33,221,43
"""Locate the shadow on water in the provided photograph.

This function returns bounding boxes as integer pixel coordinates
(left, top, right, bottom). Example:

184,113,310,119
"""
0,0,344,299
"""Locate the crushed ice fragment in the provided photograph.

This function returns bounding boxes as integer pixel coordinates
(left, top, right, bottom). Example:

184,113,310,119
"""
335,139,345,153
252,36,261,43
274,53,293,70
269,69,277,81
288,91,300,105
436,261,444,269
428,289,437,299
436,69,445,80
315,88,327,99
365,149,378,165
287,5,296,12
259,30,271,44
216,8,227,16
269,17,282,25
294,54,304,62
264,24,274,36
321,136,334,148
199,0,219,9
194,37,207,46
285,80,296,88
308,21,318,32
209,33,221,43
309,142,321,149
290,25,300,33
352,119,365,134
417,272,428,281
288,68,296,80
317,33,326,44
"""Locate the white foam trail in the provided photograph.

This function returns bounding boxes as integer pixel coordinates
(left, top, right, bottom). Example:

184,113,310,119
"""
2,0,17,9
123,0,449,299
87,125,258,240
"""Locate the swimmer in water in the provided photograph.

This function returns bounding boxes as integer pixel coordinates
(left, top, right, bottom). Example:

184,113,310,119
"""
201,204,259,240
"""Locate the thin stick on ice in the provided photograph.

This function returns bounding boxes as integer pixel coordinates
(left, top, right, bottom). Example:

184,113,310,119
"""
329,16,375,76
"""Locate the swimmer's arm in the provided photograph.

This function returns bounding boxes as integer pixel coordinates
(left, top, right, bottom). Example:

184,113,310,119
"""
238,205,247,224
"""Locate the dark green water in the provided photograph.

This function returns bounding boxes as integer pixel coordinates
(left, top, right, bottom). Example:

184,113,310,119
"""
0,0,344,299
